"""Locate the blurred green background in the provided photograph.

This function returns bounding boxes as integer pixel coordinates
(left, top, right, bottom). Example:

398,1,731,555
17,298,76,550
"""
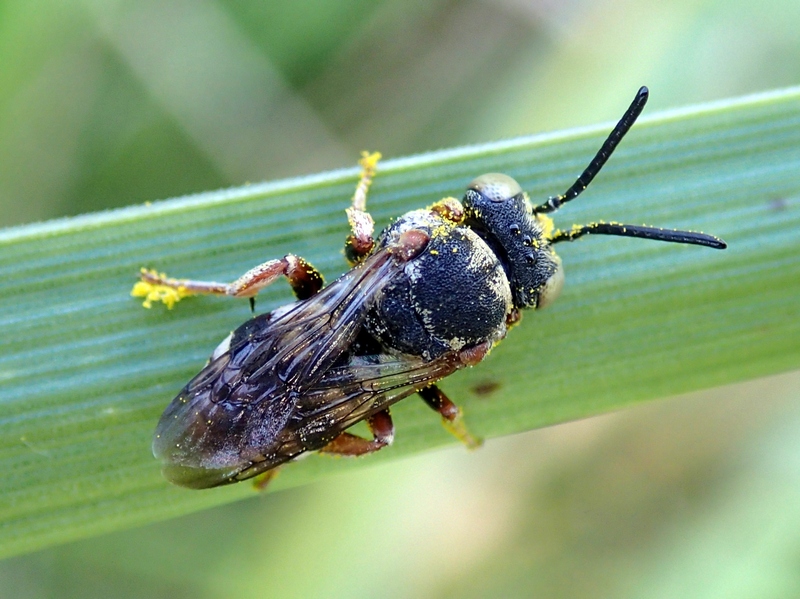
1,0,800,597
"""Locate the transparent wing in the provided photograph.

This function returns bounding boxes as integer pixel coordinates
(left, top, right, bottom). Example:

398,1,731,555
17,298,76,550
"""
230,350,464,483
152,249,401,488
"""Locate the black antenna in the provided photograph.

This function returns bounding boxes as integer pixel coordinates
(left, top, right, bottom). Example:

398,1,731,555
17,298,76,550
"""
550,222,727,249
533,86,649,214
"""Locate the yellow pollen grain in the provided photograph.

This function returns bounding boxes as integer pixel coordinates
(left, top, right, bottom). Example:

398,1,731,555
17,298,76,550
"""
358,151,382,171
131,280,193,309
536,214,555,239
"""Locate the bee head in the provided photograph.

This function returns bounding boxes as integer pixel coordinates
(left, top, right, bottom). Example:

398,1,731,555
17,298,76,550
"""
460,89,727,312
462,173,563,310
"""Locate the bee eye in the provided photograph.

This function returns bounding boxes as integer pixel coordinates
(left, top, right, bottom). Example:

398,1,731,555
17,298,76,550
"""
535,255,564,310
467,173,523,203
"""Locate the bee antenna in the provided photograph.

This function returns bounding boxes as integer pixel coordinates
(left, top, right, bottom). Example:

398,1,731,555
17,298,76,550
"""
533,86,649,214
550,222,727,249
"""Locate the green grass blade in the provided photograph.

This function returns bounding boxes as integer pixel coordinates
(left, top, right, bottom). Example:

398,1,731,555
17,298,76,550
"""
0,87,798,558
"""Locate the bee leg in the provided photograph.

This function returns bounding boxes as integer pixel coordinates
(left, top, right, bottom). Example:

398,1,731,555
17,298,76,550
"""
344,151,381,265
319,409,394,457
418,385,483,450
133,255,324,308
251,468,281,492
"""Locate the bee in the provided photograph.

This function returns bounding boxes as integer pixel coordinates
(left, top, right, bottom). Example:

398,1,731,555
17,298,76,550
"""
133,87,726,489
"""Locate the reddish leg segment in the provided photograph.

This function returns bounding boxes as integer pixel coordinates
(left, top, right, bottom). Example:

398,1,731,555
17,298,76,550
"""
319,410,394,457
134,254,324,308
418,384,482,449
429,197,465,224
344,151,381,264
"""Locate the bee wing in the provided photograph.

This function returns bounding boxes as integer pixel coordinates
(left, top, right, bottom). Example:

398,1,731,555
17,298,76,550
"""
153,249,402,488
258,351,465,461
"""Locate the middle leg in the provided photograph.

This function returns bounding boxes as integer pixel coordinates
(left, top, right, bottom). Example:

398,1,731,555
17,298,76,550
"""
319,409,394,457
344,151,381,265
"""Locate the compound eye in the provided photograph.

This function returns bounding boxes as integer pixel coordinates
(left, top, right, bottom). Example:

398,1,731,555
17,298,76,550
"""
468,173,523,203
536,255,564,310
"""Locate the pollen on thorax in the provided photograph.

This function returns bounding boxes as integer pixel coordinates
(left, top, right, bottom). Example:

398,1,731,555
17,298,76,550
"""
131,274,193,309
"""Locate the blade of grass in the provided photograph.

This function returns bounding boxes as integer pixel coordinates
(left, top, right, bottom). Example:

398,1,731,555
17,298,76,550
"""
0,87,798,558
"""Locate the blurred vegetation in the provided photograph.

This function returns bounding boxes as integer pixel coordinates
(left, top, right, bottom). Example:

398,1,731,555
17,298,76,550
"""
0,0,799,597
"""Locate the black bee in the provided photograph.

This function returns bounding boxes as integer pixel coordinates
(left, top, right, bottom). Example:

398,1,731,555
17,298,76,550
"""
134,87,726,489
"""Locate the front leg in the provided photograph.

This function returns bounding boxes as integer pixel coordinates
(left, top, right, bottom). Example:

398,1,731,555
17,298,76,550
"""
132,254,324,309
419,384,482,450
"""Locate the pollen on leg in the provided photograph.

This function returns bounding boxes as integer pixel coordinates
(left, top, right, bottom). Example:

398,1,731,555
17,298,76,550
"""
358,150,382,173
345,151,382,264
351,150,382,212
131,269,194,309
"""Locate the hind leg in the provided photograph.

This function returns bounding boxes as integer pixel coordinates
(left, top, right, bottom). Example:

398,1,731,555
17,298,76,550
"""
319,409,394,457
